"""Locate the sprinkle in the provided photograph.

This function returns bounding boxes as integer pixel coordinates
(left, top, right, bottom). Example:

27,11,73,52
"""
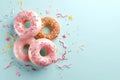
46,10,51,14
7,44,11,49
16,71,21,77
68,15,73,20
10,8,15,17
54,51,67,63
77,44,84,52
56,64,72,69
18,0,23,10
59,40,67,49
66,23,69,26
30,66,36,71
56,13,67,18
6,33,17,42
4,61,12,69
5,37,10,42
24,64,31,66
62,34,66,39
3,24,10,28
24,64,36,71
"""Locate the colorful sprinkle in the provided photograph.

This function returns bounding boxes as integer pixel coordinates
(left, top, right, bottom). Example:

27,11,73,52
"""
3,24,10,28
24,64,36,71
7,44,11,49
4,61,12,70
56,64,72,69
62,34,66,39
77,44,84,52
30,66,36,71
18,0,23,10
10,8,15,17
56,13,67,18
46,10,51,14
68,15,73,20
6,33,17,42
59,40,67,49
15,71,21,77
5,37,10,42
54,51,67,63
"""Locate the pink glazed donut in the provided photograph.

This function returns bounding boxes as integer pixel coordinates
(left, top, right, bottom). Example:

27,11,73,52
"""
14,37,35,62
14,10,42,38
28,38,57,66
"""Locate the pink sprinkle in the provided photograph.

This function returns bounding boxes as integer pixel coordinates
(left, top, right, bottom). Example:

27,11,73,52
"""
30,66,36,71
24,64,36,71
4,61,12,70
56,13,67,18
16,71,21,77
46,10,51,14
62,34,66,38
56,64,72,69
59,40,67,49
5,37,10,42
3,24,10,28
24,64,31,66
54,51,67,63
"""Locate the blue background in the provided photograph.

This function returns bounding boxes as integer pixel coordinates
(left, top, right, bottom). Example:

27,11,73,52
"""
0,0,120,80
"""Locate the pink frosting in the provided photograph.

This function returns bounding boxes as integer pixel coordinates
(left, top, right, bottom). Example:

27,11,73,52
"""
14,37,35,62
28,38,57,66
14,10,42,38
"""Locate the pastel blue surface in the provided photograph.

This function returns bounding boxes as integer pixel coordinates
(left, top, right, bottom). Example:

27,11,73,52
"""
0,0,120,80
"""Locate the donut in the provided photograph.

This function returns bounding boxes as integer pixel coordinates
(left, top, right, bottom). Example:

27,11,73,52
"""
14,37,35,62
14,10,42,38
37,17,60,40
28,38,57,66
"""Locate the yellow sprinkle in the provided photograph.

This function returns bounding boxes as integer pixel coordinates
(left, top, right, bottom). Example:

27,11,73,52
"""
18,0,23,10
77,44,84,53
68,15,73,20
7,45,11,49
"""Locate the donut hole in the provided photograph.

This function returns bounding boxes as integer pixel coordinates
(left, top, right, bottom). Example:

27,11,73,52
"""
40,48,48,56
23,44,29,54
24,21,31,28
43,26,51,34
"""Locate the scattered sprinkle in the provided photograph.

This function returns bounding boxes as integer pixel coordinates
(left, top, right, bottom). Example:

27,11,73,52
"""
7,44,11,49
6,33,17,42
66,23,69,26
68,15,73,20
4,61,12,69
77,44,84,52
62,34,66,39
5,37,10,42
15,71,21,77
24,64,36,71
10,8,15,17
46,10,51,14
56,64,72,69
59,40,67,49
30,66,36,71
3,24,10,28
54,51,67,63
56,13,67,18
18,0,23,10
